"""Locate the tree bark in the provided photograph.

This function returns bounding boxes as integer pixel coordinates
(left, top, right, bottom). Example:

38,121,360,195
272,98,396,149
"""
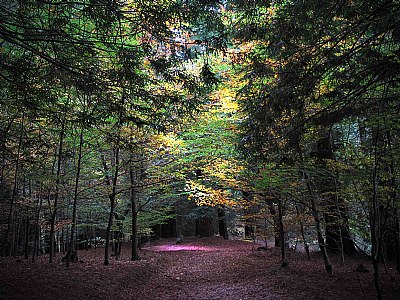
315,136,355,256
49,120,65,263
311,195,333,275
296,204,311,260
104,147,120,266
1,112,24,256
396,212,400,274
218,206,228,240
66,127,84,267
303,167,333,275
130,163,140,261
278,198,288,267
266,200,281,247
371,126,382,299
11,216,20,257
24,214,30,260
32,189,44,263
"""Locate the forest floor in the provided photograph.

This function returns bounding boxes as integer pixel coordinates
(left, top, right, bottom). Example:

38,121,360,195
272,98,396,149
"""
0,236,399,300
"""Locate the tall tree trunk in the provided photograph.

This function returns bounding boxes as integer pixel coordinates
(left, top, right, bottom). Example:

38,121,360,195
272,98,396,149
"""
1,112,24,256
129,163,140,261
311,195,333,275
278,198,288,267
383,131,399,265
296,131,333,272
218,206,228,240
62,225,66,254
104,147,120,266
24,214,30,260
11,215,19,257
296,204,311,260
32,191,44,263
65,127,84,267
22,177,29,259
315,136,355,256
93,226,97,249
0,117,14,186
303,168,333,275
49,121,65,263
396,212,400,274
371,126,382,299
266,200,280,247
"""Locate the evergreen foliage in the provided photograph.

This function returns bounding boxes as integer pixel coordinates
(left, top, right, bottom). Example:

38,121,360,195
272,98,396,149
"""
1,1,399,297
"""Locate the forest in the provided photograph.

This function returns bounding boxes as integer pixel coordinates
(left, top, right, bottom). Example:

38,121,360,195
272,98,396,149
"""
0,0,399,299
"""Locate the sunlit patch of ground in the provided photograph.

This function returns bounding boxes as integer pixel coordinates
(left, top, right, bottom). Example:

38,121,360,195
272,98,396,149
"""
144,244,215,252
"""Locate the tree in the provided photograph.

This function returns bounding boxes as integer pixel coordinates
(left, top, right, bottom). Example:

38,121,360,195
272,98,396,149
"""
176,53,246,239
1,0,226,262
229,0,399,290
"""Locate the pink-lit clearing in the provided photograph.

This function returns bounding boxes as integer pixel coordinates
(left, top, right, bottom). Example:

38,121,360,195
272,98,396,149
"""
145,244,216,252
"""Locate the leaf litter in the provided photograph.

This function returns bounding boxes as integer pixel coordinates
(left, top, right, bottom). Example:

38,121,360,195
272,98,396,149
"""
0,236,399,299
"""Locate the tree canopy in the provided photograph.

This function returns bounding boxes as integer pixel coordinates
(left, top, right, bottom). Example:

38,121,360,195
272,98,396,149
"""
1,1,399,298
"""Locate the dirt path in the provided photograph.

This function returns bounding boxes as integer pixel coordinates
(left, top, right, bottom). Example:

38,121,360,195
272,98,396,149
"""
1,237,399,299
137,237,283,300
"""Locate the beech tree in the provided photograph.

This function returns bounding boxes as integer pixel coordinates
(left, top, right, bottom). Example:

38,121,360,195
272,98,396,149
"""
0,0,226,262
2,4,399,300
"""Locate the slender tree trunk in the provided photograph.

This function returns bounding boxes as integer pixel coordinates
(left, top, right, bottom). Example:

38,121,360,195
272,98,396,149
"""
311,196,333,275
66,127,84,267
32,192,43,263
266,201,280,247
13,219,21,257
304,168,333,274
396,212,400,274
117,230,122,258
0,118,14,187
10,216,17,257
371,129,382,299
296,204,311,260
2,112,24,256
294,142,310,260
130,163,140,261
295,135,334,271
49,121,65,263
22,177,29,259
384,132,399,266
315,136,355,255
218,206,229,240
24,214,29,260
93,227,97,249
278,198,288,267
62,226,66,254
85,224,89,251
0,117,15,229
104,147,120,266
111,231,115,256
